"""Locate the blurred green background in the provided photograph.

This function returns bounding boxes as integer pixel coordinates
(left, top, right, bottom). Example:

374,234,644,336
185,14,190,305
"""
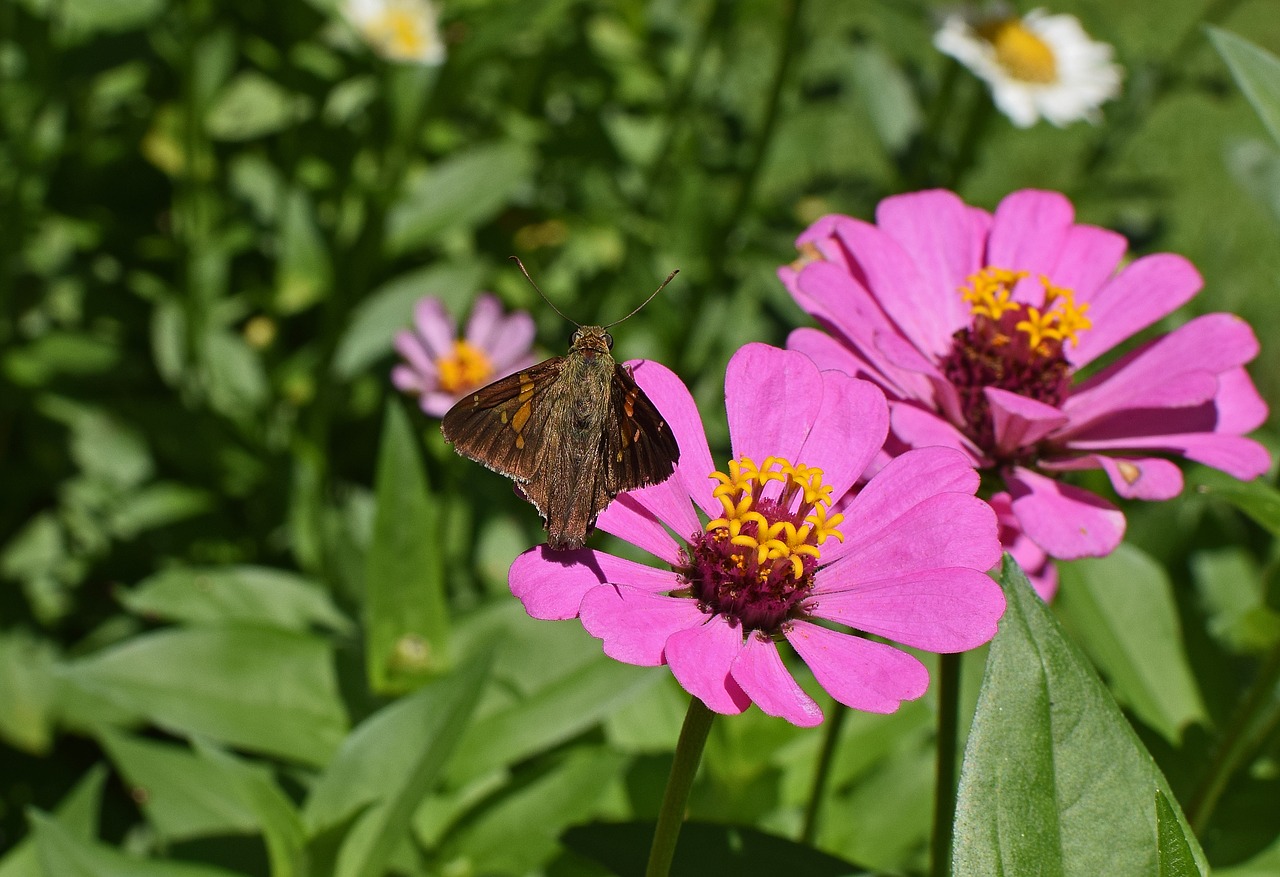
3,0,1280,874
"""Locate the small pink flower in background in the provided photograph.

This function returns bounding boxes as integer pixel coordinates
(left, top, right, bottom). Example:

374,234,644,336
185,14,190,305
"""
393,293,536,417
780,188,1270,599
509,344,1004,727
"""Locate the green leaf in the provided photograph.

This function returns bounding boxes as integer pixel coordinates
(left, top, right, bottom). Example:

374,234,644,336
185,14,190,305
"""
0,765,106,877
1,332,121,386
59,625,348,765
203,329,269,416
108,482,213,539
1216,833,1280,876
119,566,352,633
30,811,243,877
444,748,629,872
302,655,491,877
385,143,535,255
274,187,332,315
850,42,922,154
446,655,658,784
97,729,258,841
364,401,451,693
193,741,308,877
562,821,867,876
1156,790,1201,877
1209,27,1280,148
331,261,486,379
1191,467,1280,538
1057,544,1208,743
952,557,1209,877
1190,547,1280,653
205,71,311,141
0,630,58,753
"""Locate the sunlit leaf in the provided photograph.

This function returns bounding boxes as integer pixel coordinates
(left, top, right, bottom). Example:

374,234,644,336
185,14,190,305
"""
31,812,242,877
1209,27,1280,148
952,557,1209,876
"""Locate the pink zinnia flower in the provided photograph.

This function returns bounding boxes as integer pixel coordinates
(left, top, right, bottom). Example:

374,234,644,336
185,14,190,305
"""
508,344,1004,727
780,189,1270,598
392,293,536,417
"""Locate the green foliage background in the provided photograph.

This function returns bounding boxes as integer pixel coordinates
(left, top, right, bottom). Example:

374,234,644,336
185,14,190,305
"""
3,0,1280,874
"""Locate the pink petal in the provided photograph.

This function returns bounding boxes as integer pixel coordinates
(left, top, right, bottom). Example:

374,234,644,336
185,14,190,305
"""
796,372,888,501
985,387,1069,457
1065,315,1258,428
596,492,686,565
822,446,981,566
786,620,929,713
1050,223,1128,308
394,330,438,379
792,262,935,402
1178,435,1272,480
787,327,892,392
391,364,424,393
580,586,706,666
726,344,824,467
487,312,537,370
890,403,984,462
809,566,1004,652
1006,466,1125,559
990,492,1059,601
1068,253,1203,368
986,190,1075,278
1215,366,1270,434
421,391,457,417
826,492,1001,578
875,189,981,336
665,616,752,716
627,359,720,520
509,546,679,620
835,219,955,358
730,635,823,727
413,296,456,359
463,293,503,348
1041,454,1184,501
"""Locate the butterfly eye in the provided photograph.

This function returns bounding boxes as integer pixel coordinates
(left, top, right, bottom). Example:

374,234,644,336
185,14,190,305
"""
571,329,583,344
604,332,614,350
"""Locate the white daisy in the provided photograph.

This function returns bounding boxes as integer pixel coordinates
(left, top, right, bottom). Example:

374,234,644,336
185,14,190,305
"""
342,0,446,66
934,8,1122,128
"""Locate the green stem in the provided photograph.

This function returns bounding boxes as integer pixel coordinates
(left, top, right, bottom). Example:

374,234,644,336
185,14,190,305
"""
799,701,846,845
931,652,962,877
902,58,960,190
646,697,715,877
1186,641,1280,833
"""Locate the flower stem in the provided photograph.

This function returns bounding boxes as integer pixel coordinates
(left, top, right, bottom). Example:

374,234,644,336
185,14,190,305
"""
799,701,846,844
1186,640,1280,833
646,696,715,877
930,651,962,877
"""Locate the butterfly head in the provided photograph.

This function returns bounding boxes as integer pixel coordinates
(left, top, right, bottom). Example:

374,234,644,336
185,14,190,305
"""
571,326,614,358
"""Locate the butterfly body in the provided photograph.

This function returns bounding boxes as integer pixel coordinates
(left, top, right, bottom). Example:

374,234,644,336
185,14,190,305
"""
441,325,680,549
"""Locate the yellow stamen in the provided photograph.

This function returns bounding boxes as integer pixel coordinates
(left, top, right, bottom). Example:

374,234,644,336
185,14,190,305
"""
704,455,842,583
958,266,1091,354
435,340,493,394
979,18,1058,84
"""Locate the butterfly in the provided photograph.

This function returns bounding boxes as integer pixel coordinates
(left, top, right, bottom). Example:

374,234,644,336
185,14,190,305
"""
441,261,681,549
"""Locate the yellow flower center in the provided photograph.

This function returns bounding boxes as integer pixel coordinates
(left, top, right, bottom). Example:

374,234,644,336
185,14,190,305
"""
979,18,1059,84
436,340,493,394
959,267,1091,356
706,456,843,582
680,455,842,633
369,7,432,59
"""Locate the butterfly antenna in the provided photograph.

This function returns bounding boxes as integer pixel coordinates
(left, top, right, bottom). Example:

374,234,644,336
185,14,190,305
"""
509,256,579,328
604,269,679,329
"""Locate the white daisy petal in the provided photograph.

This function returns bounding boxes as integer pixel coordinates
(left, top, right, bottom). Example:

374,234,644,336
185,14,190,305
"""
934,7,1122,128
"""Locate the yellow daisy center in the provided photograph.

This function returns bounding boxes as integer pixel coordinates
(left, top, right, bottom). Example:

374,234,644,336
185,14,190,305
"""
979,18,1059,84
679,456,842,633
436,340,493,394
369,8,432,59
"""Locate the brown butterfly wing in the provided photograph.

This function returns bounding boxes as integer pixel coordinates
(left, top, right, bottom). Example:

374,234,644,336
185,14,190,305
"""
440,357,567,483
603,364,681,495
